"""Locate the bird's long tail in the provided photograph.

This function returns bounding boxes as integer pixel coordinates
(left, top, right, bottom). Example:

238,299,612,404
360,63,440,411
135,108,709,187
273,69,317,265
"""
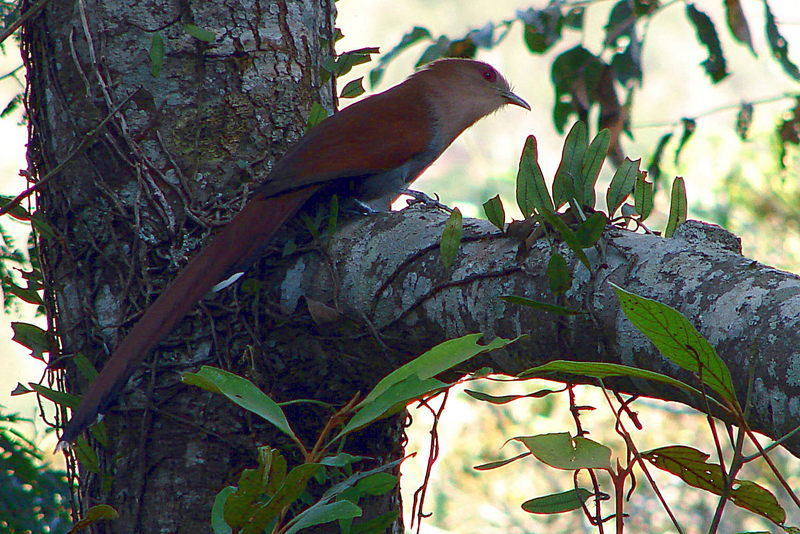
57,186,318,448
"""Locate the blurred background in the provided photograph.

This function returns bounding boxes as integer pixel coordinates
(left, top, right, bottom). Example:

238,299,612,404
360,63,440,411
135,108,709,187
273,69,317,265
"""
2,0,799,532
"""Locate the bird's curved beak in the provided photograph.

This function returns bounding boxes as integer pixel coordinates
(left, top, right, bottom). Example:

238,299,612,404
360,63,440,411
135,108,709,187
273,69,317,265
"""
499,88,531,111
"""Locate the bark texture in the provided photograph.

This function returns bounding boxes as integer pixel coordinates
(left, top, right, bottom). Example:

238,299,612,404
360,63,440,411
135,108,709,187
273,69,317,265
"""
269,211,800,457
19,1,412,533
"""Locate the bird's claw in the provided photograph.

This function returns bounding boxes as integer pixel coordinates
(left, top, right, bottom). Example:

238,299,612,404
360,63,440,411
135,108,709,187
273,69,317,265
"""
401,189,453,213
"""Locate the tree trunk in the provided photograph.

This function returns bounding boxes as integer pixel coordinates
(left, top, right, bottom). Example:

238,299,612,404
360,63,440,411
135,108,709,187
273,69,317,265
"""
20,1,409,532
273,211,800,458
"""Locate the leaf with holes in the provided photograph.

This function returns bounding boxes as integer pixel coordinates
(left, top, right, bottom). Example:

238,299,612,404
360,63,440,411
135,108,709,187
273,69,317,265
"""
643,446,785,524
517,432,611,470
736,102,753,140
764,1,800,81
685,4,728,83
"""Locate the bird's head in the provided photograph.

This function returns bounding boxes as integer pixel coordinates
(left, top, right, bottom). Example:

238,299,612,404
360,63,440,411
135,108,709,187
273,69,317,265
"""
413,58,530,142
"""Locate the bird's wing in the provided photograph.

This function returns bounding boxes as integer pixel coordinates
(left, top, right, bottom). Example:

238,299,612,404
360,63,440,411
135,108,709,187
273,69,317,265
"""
260,82,434,197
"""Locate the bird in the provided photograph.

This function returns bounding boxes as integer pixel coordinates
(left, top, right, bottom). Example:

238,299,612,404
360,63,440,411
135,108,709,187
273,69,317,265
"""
57,58,529,449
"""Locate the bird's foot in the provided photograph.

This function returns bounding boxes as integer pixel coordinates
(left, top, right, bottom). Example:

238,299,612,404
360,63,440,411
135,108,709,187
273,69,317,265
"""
401,189,453,213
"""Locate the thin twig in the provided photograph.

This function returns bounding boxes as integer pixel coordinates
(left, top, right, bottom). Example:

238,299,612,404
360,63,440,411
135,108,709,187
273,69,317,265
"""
0,87,141,217
0,0,51,46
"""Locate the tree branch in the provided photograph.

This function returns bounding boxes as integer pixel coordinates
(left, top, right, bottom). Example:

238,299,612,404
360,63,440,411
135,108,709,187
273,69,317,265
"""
264,207,800,458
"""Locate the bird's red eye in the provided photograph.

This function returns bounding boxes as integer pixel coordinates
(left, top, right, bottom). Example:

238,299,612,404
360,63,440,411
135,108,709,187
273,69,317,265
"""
481,68,497,82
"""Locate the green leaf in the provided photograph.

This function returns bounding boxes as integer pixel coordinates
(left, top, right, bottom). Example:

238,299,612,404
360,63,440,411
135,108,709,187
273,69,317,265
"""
643,446,786,524
184,24,216,43
736,102,754,140
574,212,606,248
611,284,736,404
416,36,451,66
223,448,287,529
518,360,730,412
516,135,553,216
4,278,43,305
351,510,399,534
306,102,330,132
360,334,518,408
647,133,672,190
30,210,56,241
211,487,237,534
0,195,32,220
605,0,634,47
27,383,81,409
516,432,611,470
320,453,368,468
539,210,590,269
474,452,531,471
440,207,462,270
353,472,397,496
71,504,119,531
240,463,322,534
330,48,379,78
339,77,365,99
664,176,687,237
73,436,100,473
546,252,572,295
370,27,431,86
552,122,587,208
482,195,505,231
283,501,362,534
685,4,728,83
339,335,519,438
611,44,642,86
150,33,165,77
578,129,610,209
12,322,49,361
73,353,100,381
606,157,640,218
326,194,339,241
633,172,653,221
674,118,697,164
764,0,800,81
464,388,559,405
182,366,301,446
500,295,585,315
724,0,754,53
522,488,593,514
519,6,563,54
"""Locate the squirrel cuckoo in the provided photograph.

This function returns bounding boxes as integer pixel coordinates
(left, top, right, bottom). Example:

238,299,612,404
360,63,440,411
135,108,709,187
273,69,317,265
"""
57,58,529,448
